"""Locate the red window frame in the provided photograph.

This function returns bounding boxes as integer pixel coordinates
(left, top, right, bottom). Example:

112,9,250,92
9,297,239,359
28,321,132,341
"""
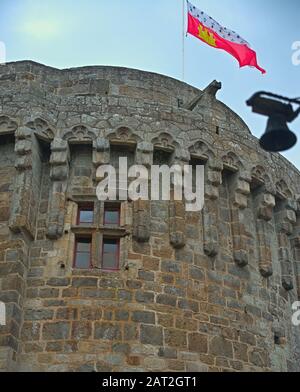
101,238,120,271
103,203,121,226
77,204,94,225
73,237,92,269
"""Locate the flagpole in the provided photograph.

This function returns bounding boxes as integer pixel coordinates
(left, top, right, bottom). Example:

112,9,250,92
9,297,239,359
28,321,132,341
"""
182,0,185,81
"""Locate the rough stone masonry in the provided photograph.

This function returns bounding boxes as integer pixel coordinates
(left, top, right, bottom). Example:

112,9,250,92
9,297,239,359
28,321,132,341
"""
0,60,300,372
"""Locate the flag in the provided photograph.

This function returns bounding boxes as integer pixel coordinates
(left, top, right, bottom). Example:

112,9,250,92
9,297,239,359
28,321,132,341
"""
186,1,266,74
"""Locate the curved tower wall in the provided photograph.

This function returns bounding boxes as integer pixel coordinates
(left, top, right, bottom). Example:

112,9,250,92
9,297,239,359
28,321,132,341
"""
0,61,300,372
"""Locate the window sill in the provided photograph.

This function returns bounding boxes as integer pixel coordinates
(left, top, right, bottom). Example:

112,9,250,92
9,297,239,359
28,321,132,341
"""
101,226,128,237
71,225,130,237
71,225,97,235
71,268,121,276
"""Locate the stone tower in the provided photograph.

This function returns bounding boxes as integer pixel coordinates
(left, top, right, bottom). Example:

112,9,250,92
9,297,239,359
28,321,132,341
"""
0,61,300,372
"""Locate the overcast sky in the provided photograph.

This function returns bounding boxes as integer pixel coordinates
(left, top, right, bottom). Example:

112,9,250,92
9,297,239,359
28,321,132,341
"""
1,0,300,169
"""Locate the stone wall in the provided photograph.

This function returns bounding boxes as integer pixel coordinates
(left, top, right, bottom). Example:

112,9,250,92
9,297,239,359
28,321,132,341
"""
0,61,300,372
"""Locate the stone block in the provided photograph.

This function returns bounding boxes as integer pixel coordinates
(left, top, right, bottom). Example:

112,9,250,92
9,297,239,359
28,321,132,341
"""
71,321,92,339
209,336,233,358
135,291,155,304
94,322,122,341
158,347,177,359
140,325,163,346
72,278,98,287
156,294,177,307
132,311,155,325
164,329,187,348
42,322,70,340
188,333,208,354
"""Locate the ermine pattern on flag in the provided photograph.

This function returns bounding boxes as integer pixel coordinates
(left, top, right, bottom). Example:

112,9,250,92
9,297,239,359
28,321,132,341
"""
187,1,249,46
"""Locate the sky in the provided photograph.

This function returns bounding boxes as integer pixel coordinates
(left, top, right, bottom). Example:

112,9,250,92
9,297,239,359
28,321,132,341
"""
0,0,300,169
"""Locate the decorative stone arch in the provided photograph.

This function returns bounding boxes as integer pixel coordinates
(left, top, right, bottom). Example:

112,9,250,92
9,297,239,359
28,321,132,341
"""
26,118,54,142
151,132,185,166
251,165,266,183
189,140,215,162
222,151,244,173
107,126,142,147
251,165,268,188
0,115,18,135
62,125,97,144
275,179,293,200
151,132,179,152
250,165,276,197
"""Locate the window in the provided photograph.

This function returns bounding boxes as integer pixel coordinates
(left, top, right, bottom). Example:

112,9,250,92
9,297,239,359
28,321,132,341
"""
72,201,124,271
110,144,135,168
104,203,120,226
190,157,206,192
153,148,173,166
74,238,92,269
102,238,120,271
77,204,94,225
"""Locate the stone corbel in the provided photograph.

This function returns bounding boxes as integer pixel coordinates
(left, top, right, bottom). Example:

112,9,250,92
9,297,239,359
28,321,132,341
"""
133,199,150,243
169,198,186,249
171,149,190,198
228,171,252,267
9,126,35,237
205,158,223,200
203,159,223,257
254,191,276,278
291,200,300,298
171,148,191,188
135,142,153,168
275,199,297,291
167,149,190,249
173,148,190,167
291,236,300,299
231,171,251,209
92,137,110,167
47,138,70,239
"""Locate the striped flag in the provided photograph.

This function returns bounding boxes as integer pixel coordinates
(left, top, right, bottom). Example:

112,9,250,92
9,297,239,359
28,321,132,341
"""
187,1,266,74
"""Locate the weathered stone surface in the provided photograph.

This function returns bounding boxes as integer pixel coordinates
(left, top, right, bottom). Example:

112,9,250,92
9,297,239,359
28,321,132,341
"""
209,336,233,359
94,322,122,341
140,325,163,346
188,333,208,354
42,322,70,340
135,291,155,303
165,329,187,349
158,347,177,359
0,61,299,373
132,311,155,325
